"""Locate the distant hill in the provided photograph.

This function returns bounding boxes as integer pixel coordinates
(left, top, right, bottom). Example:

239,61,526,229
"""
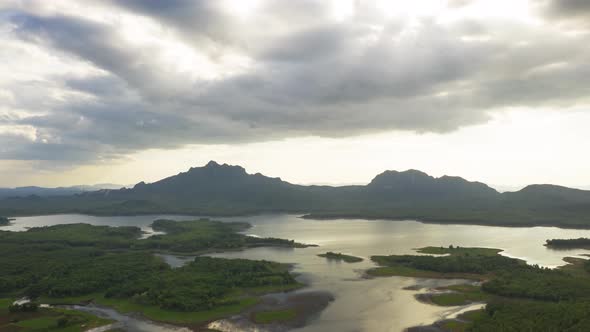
1,161,590,228
0,184,125,199
367,169,497,199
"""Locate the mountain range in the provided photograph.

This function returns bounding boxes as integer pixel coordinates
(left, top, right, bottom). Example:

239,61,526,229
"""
1,161,590,228
0,184,125,199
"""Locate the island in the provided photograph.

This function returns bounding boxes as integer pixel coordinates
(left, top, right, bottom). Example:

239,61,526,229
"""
368,245,590,331
318,252,363,263
545,237,590,249
0,218,317,331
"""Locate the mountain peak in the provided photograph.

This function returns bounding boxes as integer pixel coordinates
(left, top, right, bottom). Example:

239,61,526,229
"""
133,181,147,189
369,169,433,187
368,169,497,197
205,160,220,168
187,161,246,174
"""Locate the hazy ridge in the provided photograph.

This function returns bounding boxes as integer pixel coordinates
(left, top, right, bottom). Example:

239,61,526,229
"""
1,161,590,228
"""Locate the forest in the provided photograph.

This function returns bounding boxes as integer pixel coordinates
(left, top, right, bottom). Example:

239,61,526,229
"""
545,237,590,249
0,219,303,327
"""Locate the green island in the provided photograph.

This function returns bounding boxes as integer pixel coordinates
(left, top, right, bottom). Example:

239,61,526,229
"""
415,246,503,256
369,246,590,331
252,309,297,324
0,218,309,330
369,246,517,280
317,252,363,263
545,237,590,249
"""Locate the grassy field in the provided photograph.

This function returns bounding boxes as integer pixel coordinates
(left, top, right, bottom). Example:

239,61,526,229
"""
0,299,11,313
559,257,590,278
38,281,304,325
100,296,259,324
0,304,112,332
440,310,485,332
430,285,489,306
366,265,486,280
41,294,260,325
253,309,297,324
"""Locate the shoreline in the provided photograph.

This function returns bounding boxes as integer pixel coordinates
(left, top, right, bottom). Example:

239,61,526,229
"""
301,213,590,230
52,286,333,332
406,307,485,332
7,211,590,231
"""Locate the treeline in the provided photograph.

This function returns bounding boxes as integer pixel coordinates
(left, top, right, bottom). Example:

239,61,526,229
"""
0,223,142,249
482,266,590,302
471,300,590,331
138,219,308,253
546,237,590,249
0,219,306,253
371,253,522,275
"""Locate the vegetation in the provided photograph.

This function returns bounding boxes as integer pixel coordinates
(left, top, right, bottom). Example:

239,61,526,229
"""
371,245,590,331
429,285,489,306
546,237,590,249
0,302,112,332
0,219,304,326
471,300,590,331
0,223,142,250
140,219,310,253
2,162,590,229
369,246,524,278
317,252,363,263
481,266,590,301
438,310,484,332
416,246,502,256
252,309,297,324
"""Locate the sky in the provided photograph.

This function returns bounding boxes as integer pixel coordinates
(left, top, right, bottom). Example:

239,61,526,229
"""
1,0,590,189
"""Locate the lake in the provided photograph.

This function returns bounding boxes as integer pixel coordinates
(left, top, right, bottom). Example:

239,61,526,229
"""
6,214,590,331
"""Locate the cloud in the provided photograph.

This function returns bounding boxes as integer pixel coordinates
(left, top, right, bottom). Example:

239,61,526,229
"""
1,1,590,165
541,0,590,18
535,0,590,26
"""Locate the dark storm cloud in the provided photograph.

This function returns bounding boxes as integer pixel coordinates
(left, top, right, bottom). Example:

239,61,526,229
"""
116,0,233,47
534,0,590,26
542,0,590,18
2,1,590,164
108,0,331,51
